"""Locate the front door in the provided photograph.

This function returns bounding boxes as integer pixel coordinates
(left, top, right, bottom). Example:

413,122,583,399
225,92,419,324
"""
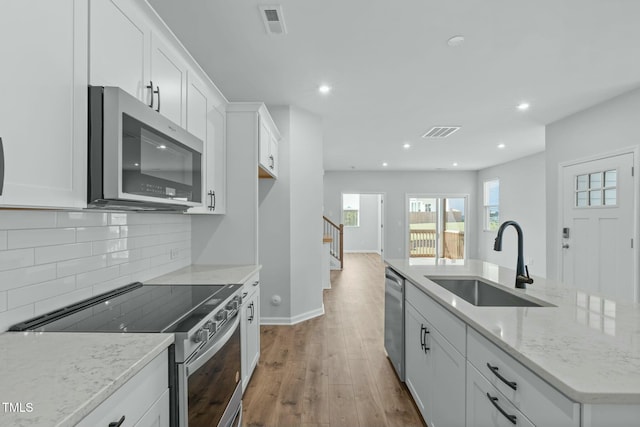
561,152,636,301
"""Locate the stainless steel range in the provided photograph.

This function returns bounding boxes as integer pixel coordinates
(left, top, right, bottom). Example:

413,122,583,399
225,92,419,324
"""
10,281,243,427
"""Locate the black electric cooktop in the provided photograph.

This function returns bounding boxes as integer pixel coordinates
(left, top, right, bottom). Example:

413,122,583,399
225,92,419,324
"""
10,282,239,334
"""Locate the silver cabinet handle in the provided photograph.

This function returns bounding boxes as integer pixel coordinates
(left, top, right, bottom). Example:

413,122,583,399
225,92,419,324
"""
0,137,4,195
146,81,154,108
208,190,216,211
155,85,161,112
562,243,570,249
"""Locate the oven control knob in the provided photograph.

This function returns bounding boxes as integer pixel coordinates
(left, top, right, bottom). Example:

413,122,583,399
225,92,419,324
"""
233,295,243,305
203,320,216,333
215,311,227,321
226,301,238,311
192,329,208,343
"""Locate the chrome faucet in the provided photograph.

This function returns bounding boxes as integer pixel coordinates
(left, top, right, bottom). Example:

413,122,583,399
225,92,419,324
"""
493,220,534,289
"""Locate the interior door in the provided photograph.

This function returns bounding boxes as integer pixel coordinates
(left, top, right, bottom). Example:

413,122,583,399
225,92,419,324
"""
561,152,636,301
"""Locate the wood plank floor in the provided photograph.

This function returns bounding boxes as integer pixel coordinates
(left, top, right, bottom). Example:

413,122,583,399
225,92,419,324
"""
242,253,425,427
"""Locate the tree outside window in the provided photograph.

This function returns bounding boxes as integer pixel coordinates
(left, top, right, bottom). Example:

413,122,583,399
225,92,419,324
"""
342,194,360,227
484,179,499,231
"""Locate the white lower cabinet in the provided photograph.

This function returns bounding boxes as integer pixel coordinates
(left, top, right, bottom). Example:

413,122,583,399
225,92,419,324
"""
467,362,534,427
77,351,169,427
241,274,261,392
405,299,466,427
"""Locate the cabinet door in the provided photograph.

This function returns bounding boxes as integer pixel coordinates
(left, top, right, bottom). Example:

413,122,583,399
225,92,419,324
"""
404,303,432,425
0,0,87,209
134,389,170,427
208,105,226,214
258,118,271,172
89,0,150,101
246,286,260,378
430,326,466,427
467,363,534,427
150,32,187,126
269,133,279,178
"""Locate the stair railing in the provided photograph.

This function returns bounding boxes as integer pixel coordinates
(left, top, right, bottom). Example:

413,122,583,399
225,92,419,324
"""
323,216,344,270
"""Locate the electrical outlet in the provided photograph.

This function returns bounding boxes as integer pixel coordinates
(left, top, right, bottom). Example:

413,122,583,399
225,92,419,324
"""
170,248,179,259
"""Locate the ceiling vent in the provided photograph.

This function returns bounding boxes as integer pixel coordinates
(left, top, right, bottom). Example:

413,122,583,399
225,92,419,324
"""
421,126,461,139
259,5,287,35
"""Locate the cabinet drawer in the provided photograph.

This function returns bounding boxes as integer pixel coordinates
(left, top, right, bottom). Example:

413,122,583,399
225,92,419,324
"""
77,350,169,427
467,328,579,427
242,273,260,301
406,281,466,354
467,362,535,427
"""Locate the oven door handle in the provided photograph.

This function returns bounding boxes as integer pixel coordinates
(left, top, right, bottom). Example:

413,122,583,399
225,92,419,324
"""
186,314,239,376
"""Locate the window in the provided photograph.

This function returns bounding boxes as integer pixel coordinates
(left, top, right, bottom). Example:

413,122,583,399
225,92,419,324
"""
575,169,617,207
342,193,360,227
484,179,499,231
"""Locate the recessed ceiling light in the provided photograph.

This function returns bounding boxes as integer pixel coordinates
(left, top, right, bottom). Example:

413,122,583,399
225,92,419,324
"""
452,162,458,167
403,143,411,149
318,84,332,95
497,143,505,149
158,145,167,150
382,162,388,167
447,35,465,47
517,102,530,111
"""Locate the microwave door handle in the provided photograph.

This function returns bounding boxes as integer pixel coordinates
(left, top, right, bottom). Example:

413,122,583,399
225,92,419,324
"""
186,315,239,376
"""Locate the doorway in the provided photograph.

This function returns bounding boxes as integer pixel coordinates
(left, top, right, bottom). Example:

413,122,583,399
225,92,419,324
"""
407,195,468,260
561,151,637,301
342,193,385,255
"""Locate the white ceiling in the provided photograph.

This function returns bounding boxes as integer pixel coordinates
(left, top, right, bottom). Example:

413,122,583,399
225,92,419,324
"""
149,0,640,171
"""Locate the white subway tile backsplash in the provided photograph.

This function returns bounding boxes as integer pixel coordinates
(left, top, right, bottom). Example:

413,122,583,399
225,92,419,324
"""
8,228,76,249
76,266,121,289
57,212,108,228
0,211,192,331
35,243,91,264
57,255,107,277
76,226,120,242
8,276,76,309
0,211,57,229
92,238,128,255
0,248,34,272
0,264,57,292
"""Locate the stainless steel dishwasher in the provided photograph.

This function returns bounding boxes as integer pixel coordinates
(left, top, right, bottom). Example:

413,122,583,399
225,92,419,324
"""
384,266,405,381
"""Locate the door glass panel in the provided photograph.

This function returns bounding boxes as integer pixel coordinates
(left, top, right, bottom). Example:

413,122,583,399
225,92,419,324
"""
409,197,437,258
604,189,617,205
576,191,588,207
590,190,602,206
605,170,617,188
443,198,465,260
589,172,602,189
576,174,588,191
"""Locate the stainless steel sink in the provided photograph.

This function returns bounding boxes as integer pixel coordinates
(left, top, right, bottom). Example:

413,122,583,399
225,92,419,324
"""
426,278,548,307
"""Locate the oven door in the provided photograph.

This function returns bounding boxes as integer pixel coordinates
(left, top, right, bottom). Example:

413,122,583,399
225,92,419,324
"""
180,313,242,427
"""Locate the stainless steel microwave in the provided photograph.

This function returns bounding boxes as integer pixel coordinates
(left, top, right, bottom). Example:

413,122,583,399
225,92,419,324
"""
88,86,202,211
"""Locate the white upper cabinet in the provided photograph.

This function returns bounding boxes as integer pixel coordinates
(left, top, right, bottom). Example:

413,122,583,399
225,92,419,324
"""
89,0,150,101
258,111,280,179
150,32,187,126
186,71,226,214
0,0,87,209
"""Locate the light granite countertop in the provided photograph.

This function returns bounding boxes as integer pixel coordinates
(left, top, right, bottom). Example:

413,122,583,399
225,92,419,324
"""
385,258,640,405
0,332,173,427
145,264,261,285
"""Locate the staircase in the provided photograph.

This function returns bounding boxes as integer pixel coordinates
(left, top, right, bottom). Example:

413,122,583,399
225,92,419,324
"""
323,216,344,270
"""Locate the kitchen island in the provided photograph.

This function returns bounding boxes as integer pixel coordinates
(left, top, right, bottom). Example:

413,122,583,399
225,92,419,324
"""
386,258,640,426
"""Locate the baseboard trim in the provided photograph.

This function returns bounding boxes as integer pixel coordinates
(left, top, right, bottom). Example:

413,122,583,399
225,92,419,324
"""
344,250,380,254
261,304,325,325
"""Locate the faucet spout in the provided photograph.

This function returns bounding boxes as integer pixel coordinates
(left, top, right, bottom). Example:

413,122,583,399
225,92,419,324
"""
493,220,534,289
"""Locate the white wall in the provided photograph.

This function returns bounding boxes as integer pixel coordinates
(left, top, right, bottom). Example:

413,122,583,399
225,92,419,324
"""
289,107,324,321
259,106,291,319
0,210,191,331
344,194,381,253
477,152,547,276
546,87,640,280
260,106,324,323
323,171,478,260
